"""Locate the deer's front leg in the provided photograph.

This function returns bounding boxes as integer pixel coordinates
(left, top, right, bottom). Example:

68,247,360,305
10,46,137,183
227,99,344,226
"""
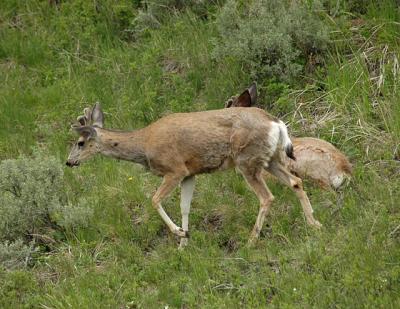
152,174,187,238
179,176,195,250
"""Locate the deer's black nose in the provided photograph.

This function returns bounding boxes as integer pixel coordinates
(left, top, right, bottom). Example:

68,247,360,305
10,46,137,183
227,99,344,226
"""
66,161,72,167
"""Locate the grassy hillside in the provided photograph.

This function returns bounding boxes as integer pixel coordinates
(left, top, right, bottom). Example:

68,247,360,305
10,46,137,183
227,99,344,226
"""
0,0,399,308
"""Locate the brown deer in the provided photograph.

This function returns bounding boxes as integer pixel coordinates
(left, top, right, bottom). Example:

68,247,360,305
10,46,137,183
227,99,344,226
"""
67,103,321,248
226,83,352,190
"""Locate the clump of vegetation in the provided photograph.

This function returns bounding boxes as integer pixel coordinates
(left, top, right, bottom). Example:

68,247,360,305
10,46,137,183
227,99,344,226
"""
324,0,372,15
133,0,220,35
0,152,93,269
0,240,36,270
213,0,329,82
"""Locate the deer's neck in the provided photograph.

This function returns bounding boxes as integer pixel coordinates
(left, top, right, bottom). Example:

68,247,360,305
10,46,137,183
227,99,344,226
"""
96,128,148,167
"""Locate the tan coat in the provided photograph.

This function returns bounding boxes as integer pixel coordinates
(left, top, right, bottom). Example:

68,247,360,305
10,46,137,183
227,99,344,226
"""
67,103,321,248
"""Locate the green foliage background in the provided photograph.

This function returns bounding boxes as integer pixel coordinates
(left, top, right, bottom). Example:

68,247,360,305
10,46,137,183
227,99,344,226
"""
0,0,399,307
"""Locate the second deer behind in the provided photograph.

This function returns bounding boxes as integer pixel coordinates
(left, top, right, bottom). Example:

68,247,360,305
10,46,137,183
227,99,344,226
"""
226,83,352,190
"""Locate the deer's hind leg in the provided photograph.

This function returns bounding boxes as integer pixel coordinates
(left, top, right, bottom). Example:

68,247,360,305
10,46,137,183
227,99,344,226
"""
152,173,188,238
238,165,275,245
265,161,322,228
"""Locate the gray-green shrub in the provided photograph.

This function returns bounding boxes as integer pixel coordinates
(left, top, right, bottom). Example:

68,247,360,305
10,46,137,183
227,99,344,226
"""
213,0,330,82
133,0,220,35
0,240,36,270
0,153,93,244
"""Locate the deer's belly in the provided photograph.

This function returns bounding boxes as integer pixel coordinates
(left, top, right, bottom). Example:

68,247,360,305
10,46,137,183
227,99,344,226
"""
186,156,234,175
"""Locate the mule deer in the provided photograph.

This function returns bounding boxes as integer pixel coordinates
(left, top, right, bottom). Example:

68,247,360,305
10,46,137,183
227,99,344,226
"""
67,103,321,248
226,83,352,190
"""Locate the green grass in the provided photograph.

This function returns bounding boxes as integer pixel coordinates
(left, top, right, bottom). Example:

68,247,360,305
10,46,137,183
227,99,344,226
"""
1,1,400,308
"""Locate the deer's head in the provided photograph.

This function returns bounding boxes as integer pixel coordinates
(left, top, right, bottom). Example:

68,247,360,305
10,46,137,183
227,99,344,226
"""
66,102,104,167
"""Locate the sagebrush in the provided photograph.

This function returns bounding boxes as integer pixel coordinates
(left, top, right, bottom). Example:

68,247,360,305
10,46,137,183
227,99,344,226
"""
213,0,329,82
0,240,36,270
0,152,93,268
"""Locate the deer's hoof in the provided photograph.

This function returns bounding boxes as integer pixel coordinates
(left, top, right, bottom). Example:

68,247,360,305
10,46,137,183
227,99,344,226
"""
311,220,322,229
247,237,257,248
178,237,188,250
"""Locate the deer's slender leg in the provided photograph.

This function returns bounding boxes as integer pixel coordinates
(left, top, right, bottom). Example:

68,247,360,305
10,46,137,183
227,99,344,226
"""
239,166,275,245
179,176,195,249
152,174,187,238
266,161,322,228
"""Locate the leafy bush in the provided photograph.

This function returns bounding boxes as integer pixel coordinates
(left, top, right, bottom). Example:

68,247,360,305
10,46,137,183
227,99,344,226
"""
323,0,371,15
0,269,40,308
0,152,93,269
0,240,36,270
46,0,138,49
133,0,220,35
213,0,330,82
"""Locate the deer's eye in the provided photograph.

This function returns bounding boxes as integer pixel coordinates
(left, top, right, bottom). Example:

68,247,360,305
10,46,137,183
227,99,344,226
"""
77,141,85,148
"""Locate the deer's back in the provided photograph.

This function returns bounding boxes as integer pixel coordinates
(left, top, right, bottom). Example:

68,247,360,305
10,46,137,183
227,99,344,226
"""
142,108,276,176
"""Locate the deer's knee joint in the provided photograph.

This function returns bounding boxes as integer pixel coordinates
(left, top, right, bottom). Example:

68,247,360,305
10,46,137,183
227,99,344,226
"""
151,196,160,209
262,194,274,207
259,207,269,217
291,177,303,190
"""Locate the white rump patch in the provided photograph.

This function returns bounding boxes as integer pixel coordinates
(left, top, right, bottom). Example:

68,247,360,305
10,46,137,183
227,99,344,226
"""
277,120,292,150
268,122,280,154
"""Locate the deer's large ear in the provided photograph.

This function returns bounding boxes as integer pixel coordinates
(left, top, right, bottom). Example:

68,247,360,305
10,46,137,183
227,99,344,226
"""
91,102,104,128
235,89,252,107
77,115,87,126
235,82,257,107
248,82,257,105
71,125,97,139
83,108,91,122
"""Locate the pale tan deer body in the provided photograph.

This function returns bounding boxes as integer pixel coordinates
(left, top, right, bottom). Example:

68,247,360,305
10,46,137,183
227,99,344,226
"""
67,103,321,248
226,83,352,190
288,137,352,189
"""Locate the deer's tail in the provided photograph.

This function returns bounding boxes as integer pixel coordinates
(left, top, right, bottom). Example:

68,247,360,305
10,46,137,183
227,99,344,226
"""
277,120,296,160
